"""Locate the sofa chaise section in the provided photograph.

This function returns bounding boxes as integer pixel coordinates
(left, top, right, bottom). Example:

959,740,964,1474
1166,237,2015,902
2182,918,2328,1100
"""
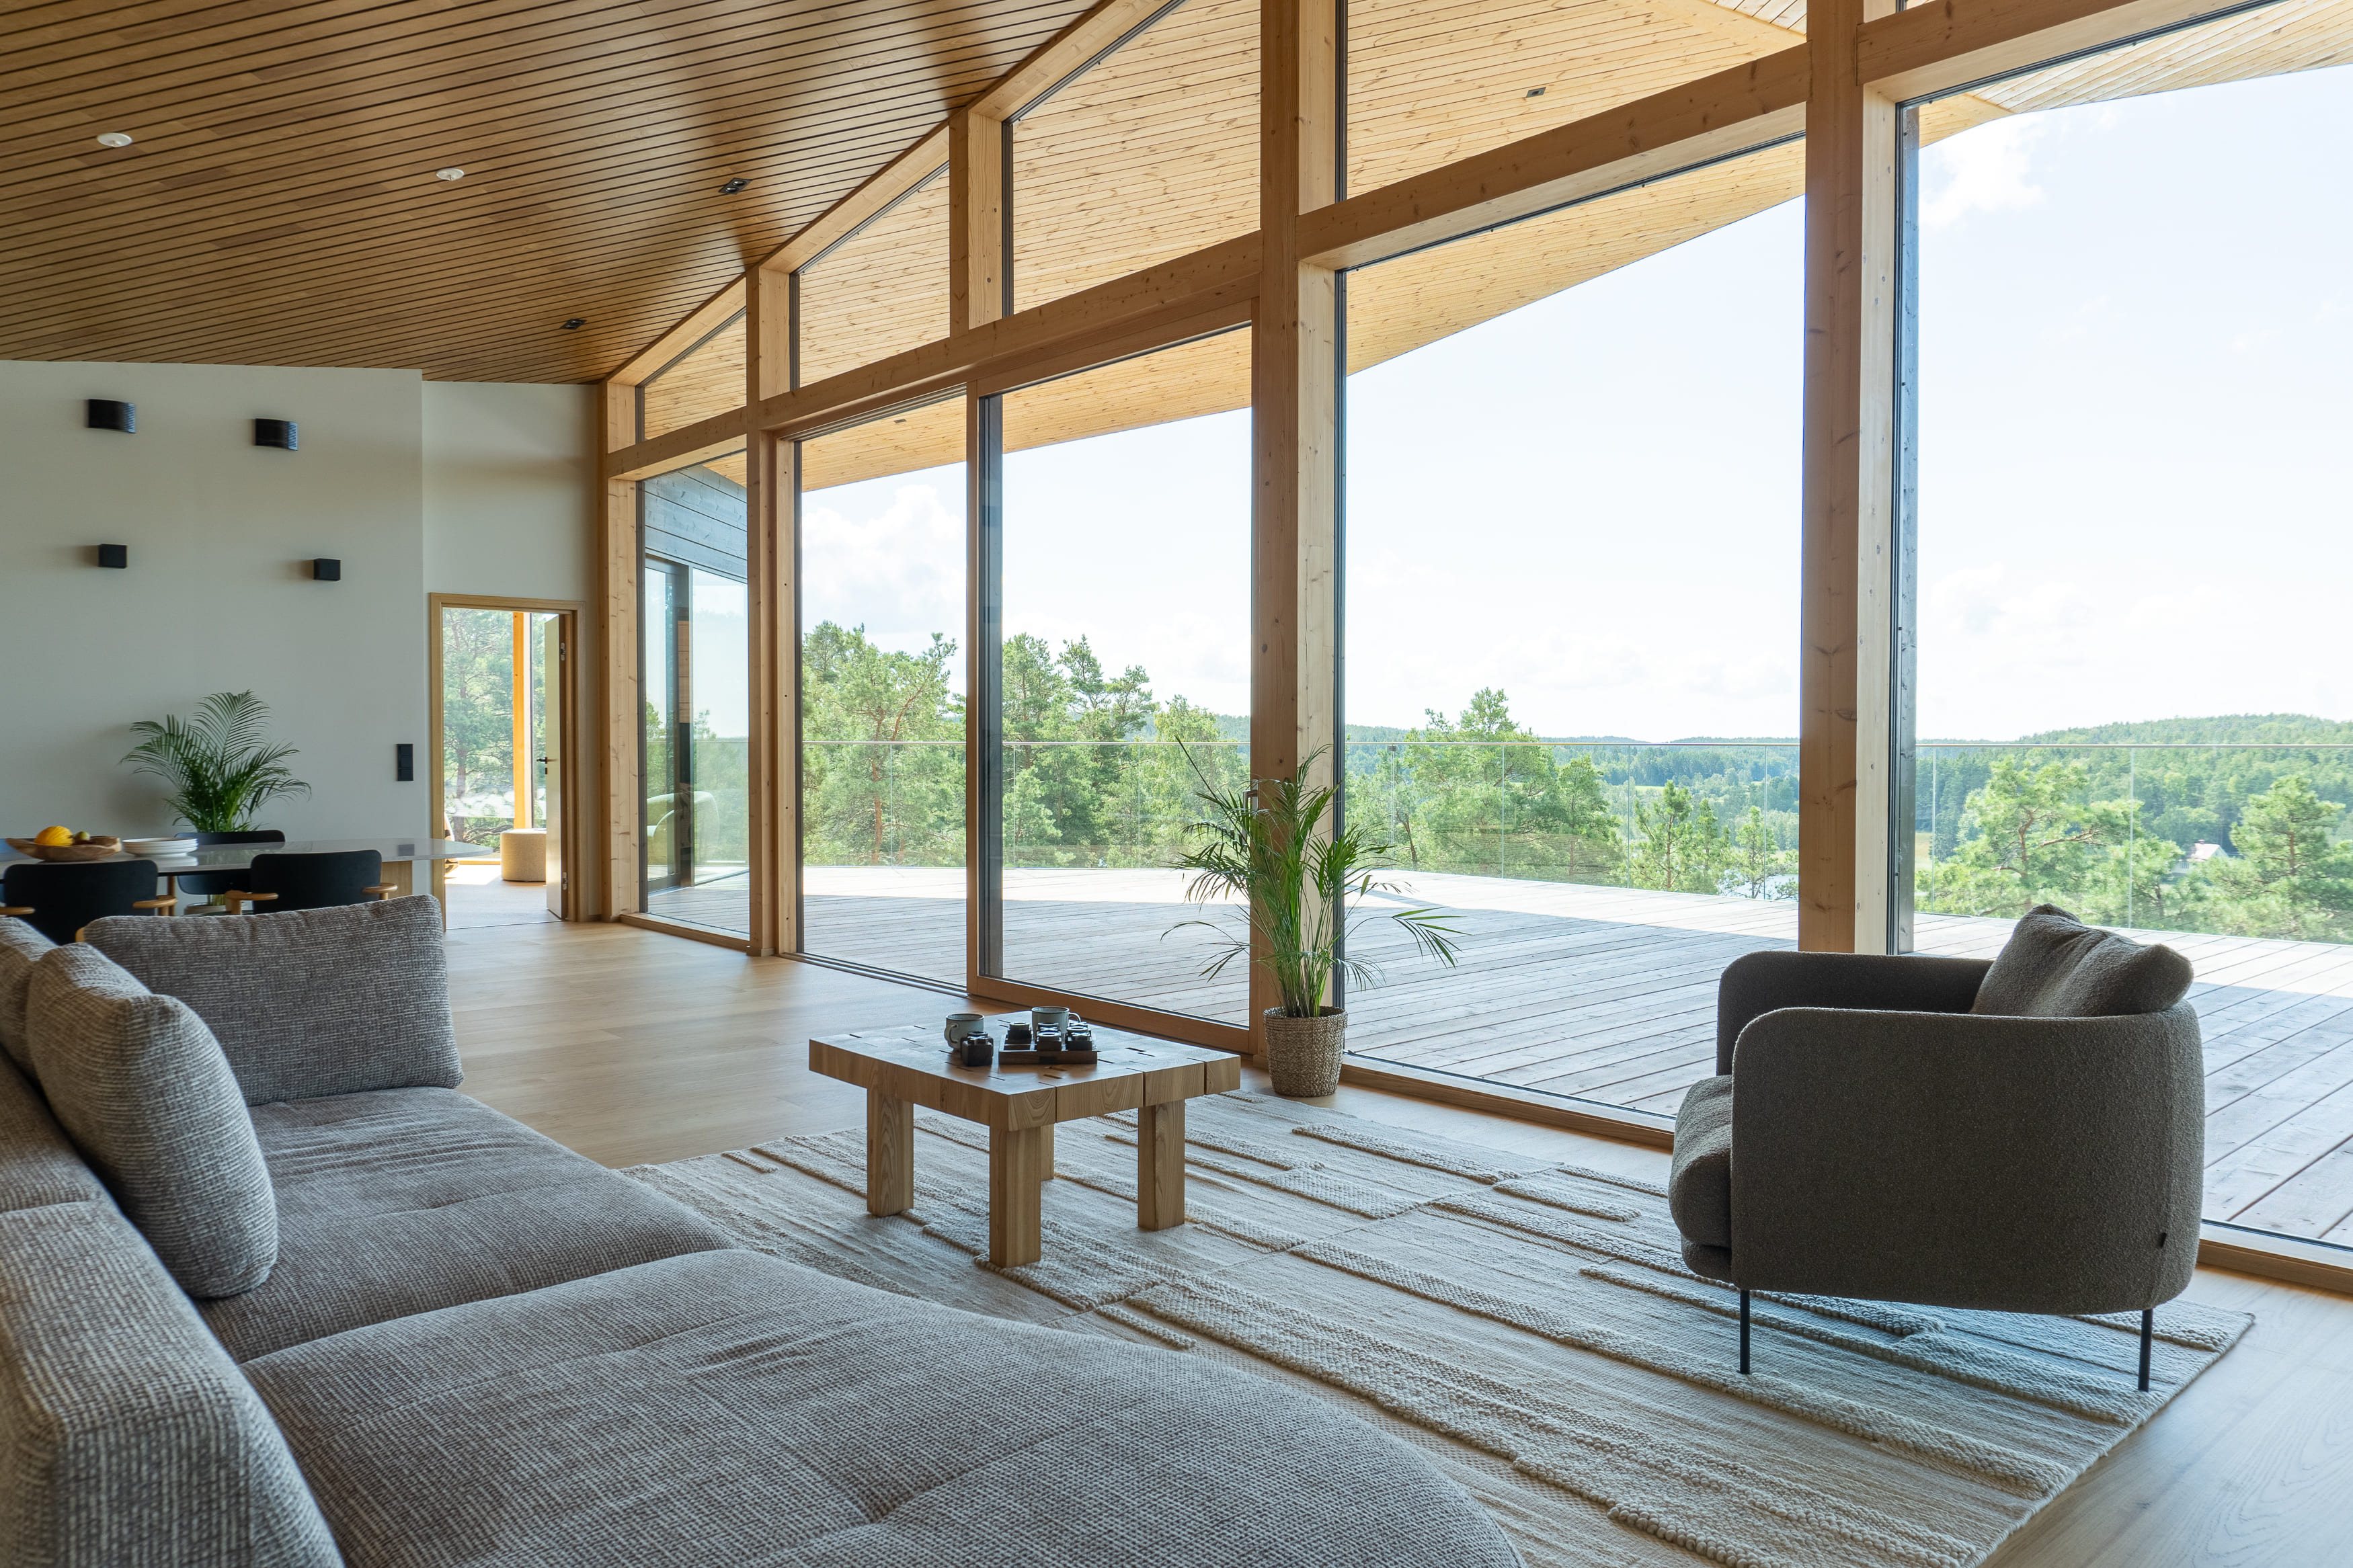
247,1247,1522,1568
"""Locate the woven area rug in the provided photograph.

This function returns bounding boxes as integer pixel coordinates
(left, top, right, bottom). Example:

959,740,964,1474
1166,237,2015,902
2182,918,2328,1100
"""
627,1091,2249,1568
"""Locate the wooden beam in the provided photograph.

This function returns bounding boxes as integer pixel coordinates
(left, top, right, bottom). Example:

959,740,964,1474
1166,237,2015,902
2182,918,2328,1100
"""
1300,46,1809,271
1798,0,1901,954
949,107,1006,334
1249,0,1341,1052
757,126,953,280
596,382,641,919
607,278,747,390
966,0,1179,120
1860,0,2245,102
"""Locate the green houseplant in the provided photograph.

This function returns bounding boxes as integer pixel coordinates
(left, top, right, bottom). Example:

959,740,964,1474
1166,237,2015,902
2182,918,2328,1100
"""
1171,747,1461,1096
122,691,311,832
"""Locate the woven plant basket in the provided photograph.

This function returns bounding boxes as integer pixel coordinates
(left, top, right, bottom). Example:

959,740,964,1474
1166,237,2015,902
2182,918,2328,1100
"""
1263,1008,1346,1098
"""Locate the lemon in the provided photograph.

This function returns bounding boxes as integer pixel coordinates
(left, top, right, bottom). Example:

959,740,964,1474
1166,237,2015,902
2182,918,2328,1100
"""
33,825,73,848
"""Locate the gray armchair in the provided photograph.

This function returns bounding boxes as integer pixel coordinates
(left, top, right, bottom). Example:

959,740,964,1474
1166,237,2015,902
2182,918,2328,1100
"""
1670,905,2202,1391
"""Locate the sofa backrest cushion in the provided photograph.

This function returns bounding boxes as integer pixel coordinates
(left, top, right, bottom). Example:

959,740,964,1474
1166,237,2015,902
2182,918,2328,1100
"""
24,946,277,1298
0,1058,110,1216
85,895,461,1106
0,1198,340,1568
0,918,52,1074
1972,903,2194,1018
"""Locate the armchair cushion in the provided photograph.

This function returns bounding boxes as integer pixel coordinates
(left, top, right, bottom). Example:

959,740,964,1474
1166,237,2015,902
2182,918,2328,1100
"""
1972,904,2193,1018
0,916,52,1073
1669,1074,1734,1255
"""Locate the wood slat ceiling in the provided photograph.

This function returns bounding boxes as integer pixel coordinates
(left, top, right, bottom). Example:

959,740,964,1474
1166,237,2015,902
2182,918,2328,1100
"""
0,0,1092,381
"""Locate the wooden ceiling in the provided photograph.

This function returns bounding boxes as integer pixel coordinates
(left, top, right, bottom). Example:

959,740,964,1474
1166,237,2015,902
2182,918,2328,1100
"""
0,0,1091,382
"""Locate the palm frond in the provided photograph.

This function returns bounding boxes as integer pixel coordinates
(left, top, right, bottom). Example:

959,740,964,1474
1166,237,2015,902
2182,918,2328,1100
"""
122,692,309,831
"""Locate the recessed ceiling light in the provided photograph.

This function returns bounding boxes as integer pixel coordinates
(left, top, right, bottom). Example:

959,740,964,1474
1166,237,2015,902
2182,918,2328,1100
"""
561,319,586,331
1525,86,1547,98
96,132,134,148
434,167,466,181
719,177,750,194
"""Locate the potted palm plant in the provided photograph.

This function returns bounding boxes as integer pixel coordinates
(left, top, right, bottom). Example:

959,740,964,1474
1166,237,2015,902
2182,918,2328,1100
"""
1171,747,1461,1096
122,691,311,831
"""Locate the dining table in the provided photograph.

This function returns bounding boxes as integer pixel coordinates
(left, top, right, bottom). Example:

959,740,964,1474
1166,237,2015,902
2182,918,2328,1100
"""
0,837,486,923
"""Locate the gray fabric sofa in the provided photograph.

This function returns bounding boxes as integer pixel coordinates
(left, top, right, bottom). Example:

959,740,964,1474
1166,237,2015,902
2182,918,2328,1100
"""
1669,904,2202,1387
0,900,1519,1568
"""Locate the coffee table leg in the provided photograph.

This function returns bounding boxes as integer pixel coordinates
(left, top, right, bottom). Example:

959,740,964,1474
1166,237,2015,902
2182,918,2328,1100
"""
1040,1122,1055,1182
1137,1100,1185,1231
989,1125,1046,1266
867,1091,914,1216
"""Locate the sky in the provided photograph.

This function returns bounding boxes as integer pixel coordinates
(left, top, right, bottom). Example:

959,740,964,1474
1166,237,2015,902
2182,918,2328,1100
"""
791,58,2352,745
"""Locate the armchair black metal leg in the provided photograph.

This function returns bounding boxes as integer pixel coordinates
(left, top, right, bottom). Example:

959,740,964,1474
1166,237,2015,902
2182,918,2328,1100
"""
2139,1308,2153,1393
1739,1290,1751,1375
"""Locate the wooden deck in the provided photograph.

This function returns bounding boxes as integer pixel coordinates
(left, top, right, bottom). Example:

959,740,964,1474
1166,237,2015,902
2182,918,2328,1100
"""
669,864,2353,1245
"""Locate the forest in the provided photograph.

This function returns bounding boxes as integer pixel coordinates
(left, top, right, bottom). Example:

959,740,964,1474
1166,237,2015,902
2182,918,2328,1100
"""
737,624,2353,947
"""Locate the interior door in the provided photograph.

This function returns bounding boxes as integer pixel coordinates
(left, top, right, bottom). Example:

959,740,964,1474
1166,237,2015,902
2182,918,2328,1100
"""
540,614,565,919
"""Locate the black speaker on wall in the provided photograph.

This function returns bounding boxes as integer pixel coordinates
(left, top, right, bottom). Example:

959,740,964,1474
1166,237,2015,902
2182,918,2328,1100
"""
312,558,342,581
255,418,298,450
97,544,128,569
87,399,135,433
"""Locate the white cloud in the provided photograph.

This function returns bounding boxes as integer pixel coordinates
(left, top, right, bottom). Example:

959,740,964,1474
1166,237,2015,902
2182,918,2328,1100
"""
1923,118,2046,229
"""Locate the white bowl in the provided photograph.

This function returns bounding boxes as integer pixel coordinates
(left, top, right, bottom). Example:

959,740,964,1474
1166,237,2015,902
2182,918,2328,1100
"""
124,837,196,856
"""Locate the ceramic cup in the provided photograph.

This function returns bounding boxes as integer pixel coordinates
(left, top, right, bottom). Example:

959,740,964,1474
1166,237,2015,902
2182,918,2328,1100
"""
944,1012,986,1047
1030,1006,1072,1035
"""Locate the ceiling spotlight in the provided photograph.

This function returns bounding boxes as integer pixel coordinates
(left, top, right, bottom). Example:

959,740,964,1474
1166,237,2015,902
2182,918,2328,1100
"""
561,319,586,331
434,167,465,181
719,177,750,194
96,132,134,148
1525,86,1547,98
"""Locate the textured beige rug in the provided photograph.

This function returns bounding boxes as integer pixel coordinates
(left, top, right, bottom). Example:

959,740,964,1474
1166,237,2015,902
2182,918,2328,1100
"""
629,1091,2249,1568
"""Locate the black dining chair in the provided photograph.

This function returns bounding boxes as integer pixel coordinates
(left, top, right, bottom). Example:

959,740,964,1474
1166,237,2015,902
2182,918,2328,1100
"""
178,829,286,903
214,850,395,915
1,860,175,944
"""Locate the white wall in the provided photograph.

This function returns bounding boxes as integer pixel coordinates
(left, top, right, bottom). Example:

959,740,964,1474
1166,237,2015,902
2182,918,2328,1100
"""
0,365,600,910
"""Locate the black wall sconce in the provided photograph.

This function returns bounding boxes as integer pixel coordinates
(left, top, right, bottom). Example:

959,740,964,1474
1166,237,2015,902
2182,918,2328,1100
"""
255,418,298,450
311,559,342,581
97,544,128,569
87,399,134,433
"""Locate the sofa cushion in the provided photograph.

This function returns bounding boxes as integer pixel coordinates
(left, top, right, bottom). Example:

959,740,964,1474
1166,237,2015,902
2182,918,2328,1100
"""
245,1247,1521,1568
24,945,277,1298
202,1087,733,1361
1972,903,2194,1018
0,1199,339,1568
0,916,52,1073
85,895,462,1106
1670,1073,1734,1253
0,1057,111,1215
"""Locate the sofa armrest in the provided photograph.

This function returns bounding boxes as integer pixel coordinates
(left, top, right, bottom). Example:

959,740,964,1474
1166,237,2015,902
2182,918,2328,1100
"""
1724,1001,2202,1313
1716,950,1989,1074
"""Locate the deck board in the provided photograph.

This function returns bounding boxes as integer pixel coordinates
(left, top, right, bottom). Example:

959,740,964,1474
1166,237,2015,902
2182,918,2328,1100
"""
678,864,2353,1244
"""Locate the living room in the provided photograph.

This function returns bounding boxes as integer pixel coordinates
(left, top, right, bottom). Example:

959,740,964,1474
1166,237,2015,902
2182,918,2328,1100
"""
3,0,2350,1564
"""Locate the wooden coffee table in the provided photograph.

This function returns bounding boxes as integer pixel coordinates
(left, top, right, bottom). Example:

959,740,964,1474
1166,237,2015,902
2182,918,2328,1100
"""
809,1016,1242,1266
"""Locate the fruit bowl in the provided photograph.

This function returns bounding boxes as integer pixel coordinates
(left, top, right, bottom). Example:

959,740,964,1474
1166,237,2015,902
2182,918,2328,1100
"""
5,837,124,863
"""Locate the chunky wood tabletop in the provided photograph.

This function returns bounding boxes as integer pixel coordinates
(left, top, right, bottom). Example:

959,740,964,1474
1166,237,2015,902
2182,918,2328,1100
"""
810,1016,1242,1266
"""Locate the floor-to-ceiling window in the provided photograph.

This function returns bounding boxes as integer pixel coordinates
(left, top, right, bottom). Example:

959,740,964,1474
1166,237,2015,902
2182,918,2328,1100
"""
797,397,967,984
981,328,1254,1023
1903,34,2353,1243
1338,144,1807,1120
639,452,752,936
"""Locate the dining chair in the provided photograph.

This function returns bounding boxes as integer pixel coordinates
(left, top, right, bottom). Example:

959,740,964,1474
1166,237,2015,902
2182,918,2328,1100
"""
0,860,175,944
177,830,286,904
213,850,395,915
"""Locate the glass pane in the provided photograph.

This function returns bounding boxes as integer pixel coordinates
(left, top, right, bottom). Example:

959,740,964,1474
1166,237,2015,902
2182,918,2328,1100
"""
1347,0,1794,195
1910,46,2353,1243
797,168,949,386
440,606,519,850
1009,0,1257,313
799,397,968,985
639,456,752,934
1341,147,1804,1117
638,310,746,441
993,329,1252,1022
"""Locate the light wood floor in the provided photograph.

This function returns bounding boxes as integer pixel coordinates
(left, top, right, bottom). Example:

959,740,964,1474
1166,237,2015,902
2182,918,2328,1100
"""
450,916,2353,1568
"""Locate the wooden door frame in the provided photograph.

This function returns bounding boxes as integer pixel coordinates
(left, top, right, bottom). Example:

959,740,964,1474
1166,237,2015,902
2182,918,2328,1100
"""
427,593,587,921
